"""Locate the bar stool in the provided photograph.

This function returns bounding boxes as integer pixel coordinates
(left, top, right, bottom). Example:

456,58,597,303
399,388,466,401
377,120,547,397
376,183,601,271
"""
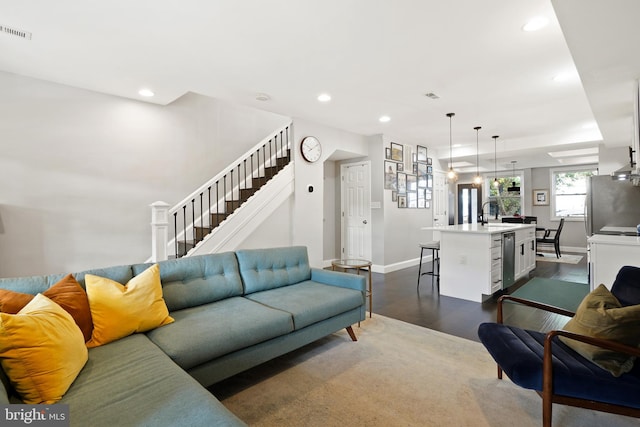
417,241,440,292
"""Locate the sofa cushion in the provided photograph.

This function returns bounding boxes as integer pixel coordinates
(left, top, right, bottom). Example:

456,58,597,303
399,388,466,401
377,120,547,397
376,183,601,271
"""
133,252,244,312
146,297,294,370
236,246,311,294
85,264,174,348
0,275,94,342
60,334,246,427
0,294,88,404
245,281,364,329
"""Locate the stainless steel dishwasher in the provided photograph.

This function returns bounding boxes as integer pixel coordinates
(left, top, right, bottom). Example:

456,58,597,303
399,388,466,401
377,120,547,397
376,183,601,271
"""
502,232,515,289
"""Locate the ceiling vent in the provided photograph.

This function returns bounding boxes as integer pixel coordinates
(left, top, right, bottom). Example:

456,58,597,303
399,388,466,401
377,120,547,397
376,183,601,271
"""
424,92,440,100
0,25,32,40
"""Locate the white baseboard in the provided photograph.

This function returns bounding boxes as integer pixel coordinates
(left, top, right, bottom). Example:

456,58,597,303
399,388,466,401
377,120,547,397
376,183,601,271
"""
322,256,434,274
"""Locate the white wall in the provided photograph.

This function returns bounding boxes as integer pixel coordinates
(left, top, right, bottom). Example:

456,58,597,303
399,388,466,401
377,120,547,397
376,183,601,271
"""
0,71,289,277
291,118,370,268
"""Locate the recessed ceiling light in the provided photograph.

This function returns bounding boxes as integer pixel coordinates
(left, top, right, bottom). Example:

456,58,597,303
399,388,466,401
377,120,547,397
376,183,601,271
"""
255,93,271,101
522,16,549,32
379,115,391,123
138,88,154,97
317,93,331,102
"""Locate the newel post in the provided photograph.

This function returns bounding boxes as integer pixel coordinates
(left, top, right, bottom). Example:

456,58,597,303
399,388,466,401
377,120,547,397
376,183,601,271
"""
150,201,171,262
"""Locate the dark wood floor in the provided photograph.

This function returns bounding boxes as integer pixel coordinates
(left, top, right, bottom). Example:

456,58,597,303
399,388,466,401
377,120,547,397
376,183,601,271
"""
367,252,589,342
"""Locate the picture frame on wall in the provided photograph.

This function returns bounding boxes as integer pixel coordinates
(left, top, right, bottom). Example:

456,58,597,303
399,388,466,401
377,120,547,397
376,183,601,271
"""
385,148,391,159
398,195,407,208
391,142,403,162
397,162,404,172
413,163,418,175
417,145,427,162
533,189,549,206
397,172,407,194
407,190,418,208
418,188,426,208
427,157,433,165
384,160,398,190
417,163,427,188
426,200,431,209
426,165,433,174
426,174,433,188
407,174,417,192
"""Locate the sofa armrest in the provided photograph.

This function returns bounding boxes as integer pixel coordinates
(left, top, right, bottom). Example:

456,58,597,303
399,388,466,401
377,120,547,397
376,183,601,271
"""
310,268,366,293
497,295,575,324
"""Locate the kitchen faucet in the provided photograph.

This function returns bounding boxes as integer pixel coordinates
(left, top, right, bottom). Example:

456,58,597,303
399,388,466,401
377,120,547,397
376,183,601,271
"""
479,201,493,225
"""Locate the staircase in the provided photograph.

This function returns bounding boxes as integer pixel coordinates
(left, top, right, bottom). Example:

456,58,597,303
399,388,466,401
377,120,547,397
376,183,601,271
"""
152,122,293,260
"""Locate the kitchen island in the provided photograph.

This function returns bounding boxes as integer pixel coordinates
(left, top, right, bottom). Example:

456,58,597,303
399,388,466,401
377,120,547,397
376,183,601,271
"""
424,223,537,302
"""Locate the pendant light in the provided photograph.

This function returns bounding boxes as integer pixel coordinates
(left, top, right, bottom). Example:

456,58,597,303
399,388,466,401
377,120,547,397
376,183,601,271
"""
492,135,499,188
446,113,457,181
473,126,482,186
507,160,521,192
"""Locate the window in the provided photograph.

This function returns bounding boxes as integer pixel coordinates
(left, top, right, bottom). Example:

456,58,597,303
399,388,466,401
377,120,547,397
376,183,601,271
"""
550,167,596,220
485,173,523,218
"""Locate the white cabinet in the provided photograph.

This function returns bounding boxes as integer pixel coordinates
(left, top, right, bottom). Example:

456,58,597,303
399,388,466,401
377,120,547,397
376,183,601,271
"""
588,235,640,290
490,234,503,294
515,228,536,280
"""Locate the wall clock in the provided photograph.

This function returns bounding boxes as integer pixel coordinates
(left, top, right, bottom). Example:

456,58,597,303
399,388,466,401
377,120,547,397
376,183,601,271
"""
300,136,322,163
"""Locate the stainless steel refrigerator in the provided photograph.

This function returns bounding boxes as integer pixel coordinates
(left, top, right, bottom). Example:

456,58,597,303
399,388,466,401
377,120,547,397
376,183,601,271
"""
587,175,640,236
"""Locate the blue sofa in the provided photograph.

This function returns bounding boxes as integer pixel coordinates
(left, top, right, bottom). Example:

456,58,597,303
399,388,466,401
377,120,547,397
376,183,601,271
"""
0,246,366,426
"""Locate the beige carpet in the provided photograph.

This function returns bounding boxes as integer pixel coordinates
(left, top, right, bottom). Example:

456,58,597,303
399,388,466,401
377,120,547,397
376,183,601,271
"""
536,252,583,264
211,315,637,427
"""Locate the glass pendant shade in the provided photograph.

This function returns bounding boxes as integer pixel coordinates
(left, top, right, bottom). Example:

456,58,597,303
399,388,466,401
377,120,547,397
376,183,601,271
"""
473,126,482,185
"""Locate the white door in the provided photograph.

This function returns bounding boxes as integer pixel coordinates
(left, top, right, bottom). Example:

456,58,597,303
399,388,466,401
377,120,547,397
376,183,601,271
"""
433,171,447,227
341,162,371,260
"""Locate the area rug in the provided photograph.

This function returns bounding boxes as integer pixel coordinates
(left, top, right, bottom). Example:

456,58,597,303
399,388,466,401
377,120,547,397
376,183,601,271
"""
511,277,589,312
536,252,583,264
210,315,636,427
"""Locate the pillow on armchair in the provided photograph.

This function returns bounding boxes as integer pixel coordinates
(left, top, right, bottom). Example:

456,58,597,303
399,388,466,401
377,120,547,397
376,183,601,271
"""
560,284,640,376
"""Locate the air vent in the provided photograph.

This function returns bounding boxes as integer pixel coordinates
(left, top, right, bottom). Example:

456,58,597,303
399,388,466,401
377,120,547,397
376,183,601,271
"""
424,92,440,100
0,25,32,40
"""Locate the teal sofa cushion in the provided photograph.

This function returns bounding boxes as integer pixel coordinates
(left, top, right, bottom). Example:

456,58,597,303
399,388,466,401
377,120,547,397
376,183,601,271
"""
133,253,244,312
146,297,294,370
236,246,311,294
60,334,246,426
245,281,364,329
73,265,134,288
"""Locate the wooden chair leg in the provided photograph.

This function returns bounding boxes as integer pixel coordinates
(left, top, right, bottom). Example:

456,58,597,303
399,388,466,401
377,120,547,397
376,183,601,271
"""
345,326,357,341
497,365,503,379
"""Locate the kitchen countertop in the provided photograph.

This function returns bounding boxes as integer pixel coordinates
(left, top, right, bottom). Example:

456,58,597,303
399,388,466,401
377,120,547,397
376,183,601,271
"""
588,234,640,246
422,223,535,235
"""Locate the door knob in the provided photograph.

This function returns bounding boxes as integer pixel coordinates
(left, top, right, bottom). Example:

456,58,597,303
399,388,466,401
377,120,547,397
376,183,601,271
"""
363,220,368,224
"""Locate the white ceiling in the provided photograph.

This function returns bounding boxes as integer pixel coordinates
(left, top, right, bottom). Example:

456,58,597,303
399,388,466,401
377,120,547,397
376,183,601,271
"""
1,0,638,173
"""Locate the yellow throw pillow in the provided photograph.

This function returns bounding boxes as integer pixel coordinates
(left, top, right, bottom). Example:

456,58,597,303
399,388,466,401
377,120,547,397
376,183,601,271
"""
560,284,640,376
85,264,174,348
0,294,88,404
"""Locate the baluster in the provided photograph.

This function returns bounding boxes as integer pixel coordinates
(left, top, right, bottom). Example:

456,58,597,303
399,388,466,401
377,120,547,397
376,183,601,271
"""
216,181,220,225
223,175,227,218
262,145,267,185
243,159,247,197
182,205,187,257
199,193,203,240
230,169,234,212
237,163,241,204
173,212,178,259
280,130,284,162
207,186,212,230
191,199,195,243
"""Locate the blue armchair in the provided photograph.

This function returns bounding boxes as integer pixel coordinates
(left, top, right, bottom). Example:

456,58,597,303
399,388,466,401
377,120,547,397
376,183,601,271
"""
478,266,640,426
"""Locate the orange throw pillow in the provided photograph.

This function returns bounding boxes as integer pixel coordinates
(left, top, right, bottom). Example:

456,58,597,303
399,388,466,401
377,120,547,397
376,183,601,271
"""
0,274,93,342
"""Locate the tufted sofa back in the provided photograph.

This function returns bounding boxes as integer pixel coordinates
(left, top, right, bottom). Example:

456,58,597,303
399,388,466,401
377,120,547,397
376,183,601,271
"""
133,252,244,312
235,246,311,294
